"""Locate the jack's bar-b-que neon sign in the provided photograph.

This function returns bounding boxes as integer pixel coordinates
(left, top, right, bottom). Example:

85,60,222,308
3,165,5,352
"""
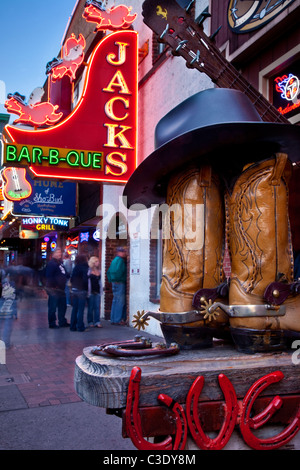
2,30,138,183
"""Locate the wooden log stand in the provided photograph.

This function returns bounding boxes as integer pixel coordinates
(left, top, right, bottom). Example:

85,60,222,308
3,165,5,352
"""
74,340,300,450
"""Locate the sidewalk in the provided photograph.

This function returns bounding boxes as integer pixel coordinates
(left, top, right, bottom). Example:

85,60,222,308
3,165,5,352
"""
0,292,160,450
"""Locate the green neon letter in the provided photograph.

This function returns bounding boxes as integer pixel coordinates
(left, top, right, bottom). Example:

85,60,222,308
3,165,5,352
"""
49,149,60,165
80,151,92,168
66,151,80,167
5,145,17,162
18,146,31,163
32,147,43,164
93,153,102,169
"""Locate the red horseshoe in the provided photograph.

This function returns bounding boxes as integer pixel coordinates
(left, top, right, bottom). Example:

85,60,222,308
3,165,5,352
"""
186,374,239,450
240,370,300,450
158,394,187,450
125,366,178,450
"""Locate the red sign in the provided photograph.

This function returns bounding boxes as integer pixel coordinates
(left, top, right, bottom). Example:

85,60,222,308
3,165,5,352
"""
3,30,138,183
83,3,137,31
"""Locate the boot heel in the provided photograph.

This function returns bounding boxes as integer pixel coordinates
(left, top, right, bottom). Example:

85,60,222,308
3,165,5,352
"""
230,327,289,354
161,324,213,350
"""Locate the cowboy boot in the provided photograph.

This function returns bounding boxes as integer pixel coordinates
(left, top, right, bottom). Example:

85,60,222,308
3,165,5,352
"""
159,164,229,349
225,153,300,353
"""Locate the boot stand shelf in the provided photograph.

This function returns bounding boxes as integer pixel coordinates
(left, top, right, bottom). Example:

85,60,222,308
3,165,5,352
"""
74,342,300,450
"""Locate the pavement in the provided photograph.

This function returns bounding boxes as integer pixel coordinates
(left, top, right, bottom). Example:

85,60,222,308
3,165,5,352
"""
0,289,161,451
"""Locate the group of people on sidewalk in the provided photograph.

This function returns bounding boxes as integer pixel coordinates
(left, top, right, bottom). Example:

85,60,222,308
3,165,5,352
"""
45,247,127,331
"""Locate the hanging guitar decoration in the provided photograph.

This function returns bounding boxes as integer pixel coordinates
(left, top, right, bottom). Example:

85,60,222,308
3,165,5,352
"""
2,167,32,202
141,0,289,124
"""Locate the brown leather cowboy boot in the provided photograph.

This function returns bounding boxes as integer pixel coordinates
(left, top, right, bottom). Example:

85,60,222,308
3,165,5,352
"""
225,153,300,353
159,164,229,349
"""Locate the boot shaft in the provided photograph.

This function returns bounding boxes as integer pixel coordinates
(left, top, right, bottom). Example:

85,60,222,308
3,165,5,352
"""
160,165,225,312
225,154,293,304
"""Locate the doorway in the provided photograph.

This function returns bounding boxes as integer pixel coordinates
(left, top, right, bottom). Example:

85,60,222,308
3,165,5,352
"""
104,212,129,321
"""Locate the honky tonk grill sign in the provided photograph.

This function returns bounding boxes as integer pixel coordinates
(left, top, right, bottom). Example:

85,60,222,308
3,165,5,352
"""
2,30,138,183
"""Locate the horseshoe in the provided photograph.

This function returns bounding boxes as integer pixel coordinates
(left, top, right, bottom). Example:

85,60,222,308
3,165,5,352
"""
240,370,300,450
125,367,173,450
186,374,239,450
125,367,186,450
158,394,187,450
91,335,152,355
103,342,179,357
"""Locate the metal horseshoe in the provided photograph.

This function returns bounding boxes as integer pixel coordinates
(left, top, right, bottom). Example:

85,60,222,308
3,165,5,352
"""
186,374,239,450
125,366,186,450
240,370,300,450
157,394,187,450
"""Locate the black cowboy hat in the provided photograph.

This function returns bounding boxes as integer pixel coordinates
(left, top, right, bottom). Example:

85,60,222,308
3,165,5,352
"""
123,88,300,208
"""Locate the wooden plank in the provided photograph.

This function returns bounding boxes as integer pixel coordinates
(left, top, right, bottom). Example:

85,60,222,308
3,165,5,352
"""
74,342,300,409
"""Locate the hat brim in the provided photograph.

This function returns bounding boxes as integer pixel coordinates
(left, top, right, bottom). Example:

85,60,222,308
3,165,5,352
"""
123,121,300,208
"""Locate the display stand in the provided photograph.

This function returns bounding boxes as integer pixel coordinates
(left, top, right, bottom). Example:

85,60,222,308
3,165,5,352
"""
74,341,300,450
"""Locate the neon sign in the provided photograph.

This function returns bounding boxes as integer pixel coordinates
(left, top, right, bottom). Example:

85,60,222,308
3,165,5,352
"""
5,144,102,172
4,93,63,127
274,73,300,115
41,241,48,258
80,232,89,242
93,229,101,241
66,236,79,251
2,30,138,183
275,74,299,101
2,167,32,202
22,216,69,231
83,2,137,31
46,34,86,83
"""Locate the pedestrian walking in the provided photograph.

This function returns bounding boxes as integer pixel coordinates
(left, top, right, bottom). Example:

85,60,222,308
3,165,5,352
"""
87,256,103,328
70,254,89,332
45,248,69,329
107,247,127,325
63,252,73,306
0,270,17,348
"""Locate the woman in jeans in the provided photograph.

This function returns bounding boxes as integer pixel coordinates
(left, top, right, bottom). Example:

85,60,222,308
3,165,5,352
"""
87,256,103,328
70,254,89,332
